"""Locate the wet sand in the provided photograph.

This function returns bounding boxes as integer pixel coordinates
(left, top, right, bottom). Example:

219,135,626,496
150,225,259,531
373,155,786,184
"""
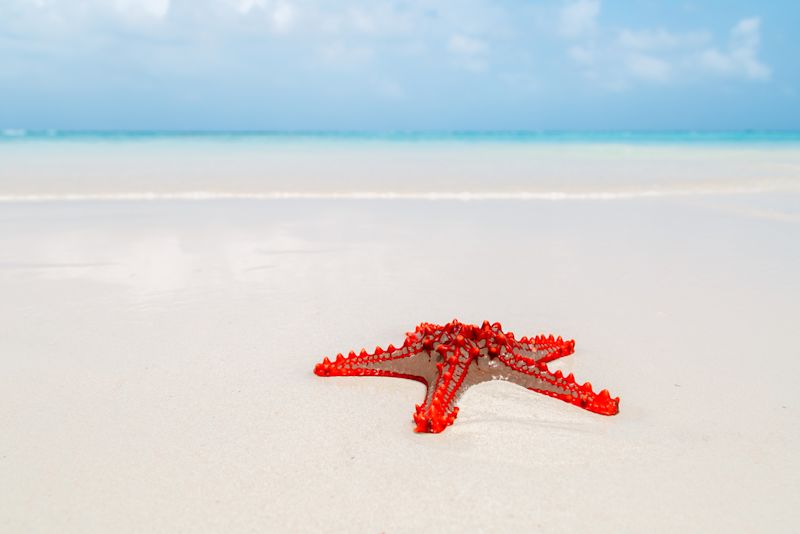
1,195,798,532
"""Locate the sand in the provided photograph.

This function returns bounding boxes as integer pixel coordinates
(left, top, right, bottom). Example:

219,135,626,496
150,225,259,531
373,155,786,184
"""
1,194,798,532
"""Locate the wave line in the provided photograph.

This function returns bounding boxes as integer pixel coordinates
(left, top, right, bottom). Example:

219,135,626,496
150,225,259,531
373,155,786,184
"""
0,187,785,203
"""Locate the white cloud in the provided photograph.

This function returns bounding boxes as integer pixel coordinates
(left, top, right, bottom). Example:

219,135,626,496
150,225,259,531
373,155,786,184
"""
568,44,593,64
1,0,775,103
318,42,374,66
448,34,487,55
348,8,376,33
559,0,600,38
235,0,295,33
565,12,771,87
237,0,265,15
618,28,711,50
699,17,770,80
113,0,170,20
312,3,419,37
270,1,294,33
626,53,671,82
733,17,760,45
447,34,488,71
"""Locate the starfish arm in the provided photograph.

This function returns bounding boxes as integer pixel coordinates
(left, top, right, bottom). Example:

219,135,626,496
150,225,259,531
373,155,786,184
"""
412,377,451,433
411,345,491,433
496,349,620,415
516,334,576,364
314,336,432,384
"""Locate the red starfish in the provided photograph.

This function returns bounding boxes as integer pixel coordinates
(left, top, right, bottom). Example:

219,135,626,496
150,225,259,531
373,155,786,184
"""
314,319,620,433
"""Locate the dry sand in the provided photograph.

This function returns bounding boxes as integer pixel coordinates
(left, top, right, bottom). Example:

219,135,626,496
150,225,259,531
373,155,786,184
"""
1,195,798,532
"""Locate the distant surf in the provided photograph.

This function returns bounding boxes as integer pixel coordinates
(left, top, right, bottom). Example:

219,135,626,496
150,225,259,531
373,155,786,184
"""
3,130,800,144
0,186,784,203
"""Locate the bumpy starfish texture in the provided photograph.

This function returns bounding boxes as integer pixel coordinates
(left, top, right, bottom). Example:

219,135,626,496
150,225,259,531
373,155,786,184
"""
314,319,620,433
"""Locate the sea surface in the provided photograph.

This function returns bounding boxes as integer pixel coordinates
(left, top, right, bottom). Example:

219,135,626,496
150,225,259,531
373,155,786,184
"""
4,129,800,144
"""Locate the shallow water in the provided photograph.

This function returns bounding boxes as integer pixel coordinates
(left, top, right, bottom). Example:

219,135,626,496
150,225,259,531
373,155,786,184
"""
2,133,800,200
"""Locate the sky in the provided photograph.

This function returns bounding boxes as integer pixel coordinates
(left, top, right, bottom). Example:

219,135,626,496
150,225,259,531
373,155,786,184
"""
1,0,799,131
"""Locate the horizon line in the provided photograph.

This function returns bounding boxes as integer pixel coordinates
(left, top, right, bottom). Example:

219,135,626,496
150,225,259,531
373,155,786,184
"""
4,129,800,142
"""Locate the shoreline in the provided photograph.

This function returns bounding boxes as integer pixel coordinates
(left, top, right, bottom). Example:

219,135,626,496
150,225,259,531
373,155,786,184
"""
3,141,799,201
0,186,792,202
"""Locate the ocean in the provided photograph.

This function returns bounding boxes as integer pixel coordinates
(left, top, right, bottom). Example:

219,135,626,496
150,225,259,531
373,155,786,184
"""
4,130,800,143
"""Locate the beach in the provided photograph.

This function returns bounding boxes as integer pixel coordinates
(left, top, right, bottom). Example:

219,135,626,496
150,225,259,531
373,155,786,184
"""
1,137,799,532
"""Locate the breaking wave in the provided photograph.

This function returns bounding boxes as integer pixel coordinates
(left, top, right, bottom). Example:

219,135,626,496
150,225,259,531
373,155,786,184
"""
0,186,782,202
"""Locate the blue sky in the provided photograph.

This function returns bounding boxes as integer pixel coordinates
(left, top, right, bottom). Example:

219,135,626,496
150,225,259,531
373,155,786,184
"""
1,0,798,130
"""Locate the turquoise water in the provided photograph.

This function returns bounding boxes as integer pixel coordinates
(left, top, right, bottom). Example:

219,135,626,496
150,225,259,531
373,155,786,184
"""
3,129,800,145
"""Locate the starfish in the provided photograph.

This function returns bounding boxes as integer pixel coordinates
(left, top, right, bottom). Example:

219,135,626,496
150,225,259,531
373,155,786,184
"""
314,319,620,433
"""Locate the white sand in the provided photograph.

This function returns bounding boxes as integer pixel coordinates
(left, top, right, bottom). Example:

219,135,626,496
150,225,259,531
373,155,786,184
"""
1,194,798,532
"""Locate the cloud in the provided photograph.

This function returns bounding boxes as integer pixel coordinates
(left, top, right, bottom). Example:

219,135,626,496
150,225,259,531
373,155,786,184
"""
236,0,265,14
564,13,772,87
308,3,421,37
318,42,374,66
699,17,770,80
113,0,171,20
235,0,295,33
0,0,777,124
626,53,671,82
448,34,487,55
447,34,488,71
568,44,593,64
618,28,711,50
613,27,710,84
558,0,600,38
270,1,294,33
